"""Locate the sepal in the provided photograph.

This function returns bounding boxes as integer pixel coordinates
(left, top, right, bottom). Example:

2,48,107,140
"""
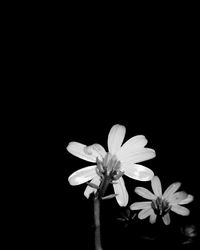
86,182,99,189
101,194,118,200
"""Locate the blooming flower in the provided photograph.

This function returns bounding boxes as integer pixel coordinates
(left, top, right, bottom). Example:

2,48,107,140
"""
67,124,155,206
130,176,194,225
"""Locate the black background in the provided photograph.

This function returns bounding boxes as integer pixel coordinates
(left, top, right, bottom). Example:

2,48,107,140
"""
6,3,199,250
52,5,200,250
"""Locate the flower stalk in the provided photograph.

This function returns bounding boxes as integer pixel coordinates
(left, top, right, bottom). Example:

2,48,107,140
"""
93,175,111,250
94,197,103,250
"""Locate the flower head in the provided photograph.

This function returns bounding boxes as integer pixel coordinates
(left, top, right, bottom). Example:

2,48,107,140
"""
130,176,194,225
67,124,156,206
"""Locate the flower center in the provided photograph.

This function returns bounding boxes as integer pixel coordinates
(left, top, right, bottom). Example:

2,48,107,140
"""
151,197,171,215
96,153,124,181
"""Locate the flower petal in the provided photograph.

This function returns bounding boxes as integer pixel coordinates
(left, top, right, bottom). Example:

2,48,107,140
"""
117,135,148,157
162,213,171,225
151,176,162,197
171,205,190,216
163,182,181,200
130,201,152,210
68,166,97,185
123,163,154,181
113,177,128,207
135,187,157,200
168,191,188,205
108,124,126,154
67,142,96,162
149,212,157,224
179,194,194,205
138,208,154,219
84,175,101,198
117,147,156,164
84,144,107,160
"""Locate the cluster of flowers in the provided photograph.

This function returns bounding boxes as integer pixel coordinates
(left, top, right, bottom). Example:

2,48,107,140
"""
67,124,193,225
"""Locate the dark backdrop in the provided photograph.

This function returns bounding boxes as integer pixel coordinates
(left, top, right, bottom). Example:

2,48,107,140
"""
9,3,199,249
57,7,199,249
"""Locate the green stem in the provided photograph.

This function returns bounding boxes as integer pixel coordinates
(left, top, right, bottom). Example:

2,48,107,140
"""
94,198,103,250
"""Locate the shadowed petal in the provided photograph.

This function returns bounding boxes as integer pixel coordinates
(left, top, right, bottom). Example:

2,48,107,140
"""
149,212,157,224
179,194,194,205
123,163,154,181
138,208,154,219
67,142,96,162
117,148,156,164
68,165,97,185
113,177,128,207
135,187,157,200
84,175,101,198
151,176,162,196
171,205,190,216
163,182,181,200
162,213,171,225
108,124,126,154
85,144,107,160
130,201,152,210
168,191,188,205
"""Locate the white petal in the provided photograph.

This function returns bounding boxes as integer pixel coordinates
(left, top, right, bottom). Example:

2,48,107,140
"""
163,182,181,200
117,148,156,164
149,212,157,224
168,191,188,205
68,165,97,185
107,124,126,154
130,201,152,210
123,163,154,181
85,144,107,160
179,194,194,205
171,205,190,216
135,187,157,200
113,177,128,207
84,175,101,198
138,208,154,219
162,213,171,225
67,142,96,162
117,135,148,157
151,176,162,197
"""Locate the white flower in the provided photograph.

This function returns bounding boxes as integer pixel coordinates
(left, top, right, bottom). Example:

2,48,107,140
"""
130,176,194,225
67,124,155,206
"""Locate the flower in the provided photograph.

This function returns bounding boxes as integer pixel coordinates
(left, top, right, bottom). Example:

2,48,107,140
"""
67,124,155,206
130,176,194,225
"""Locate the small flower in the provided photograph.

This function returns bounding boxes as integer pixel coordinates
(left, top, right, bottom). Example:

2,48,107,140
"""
117,208,136,228
67,124,155,206
181,224,197,245
130,176,194,225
